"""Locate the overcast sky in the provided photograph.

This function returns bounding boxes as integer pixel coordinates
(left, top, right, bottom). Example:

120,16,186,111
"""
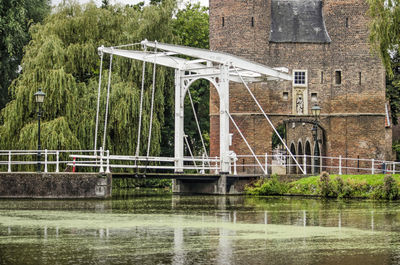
52,0,209,8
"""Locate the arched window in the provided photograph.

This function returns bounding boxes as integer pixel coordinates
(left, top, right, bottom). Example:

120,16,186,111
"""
314,143,321,174
305,141,312,174
289,143,297,174
297,141,303,174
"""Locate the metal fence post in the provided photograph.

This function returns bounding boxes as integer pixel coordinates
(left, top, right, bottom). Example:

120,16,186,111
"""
371,159,375,175
44,149,48,173
8,151,11,173
233,157,237,175
215,156,219,174
339,155,342,175
106,150,110,173
394,162,396,174
303,153,307,175
200,153,205,174
99,147,104,173
56,151,59,173
265,153,268,175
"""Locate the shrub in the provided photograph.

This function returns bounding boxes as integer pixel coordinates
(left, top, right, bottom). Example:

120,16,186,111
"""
383,175,399,200
333,177,355,198
318,171,334,197
260,175,288,195
245,175,288,195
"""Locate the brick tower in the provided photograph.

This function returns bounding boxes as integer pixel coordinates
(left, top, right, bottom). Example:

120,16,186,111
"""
209,0,392,174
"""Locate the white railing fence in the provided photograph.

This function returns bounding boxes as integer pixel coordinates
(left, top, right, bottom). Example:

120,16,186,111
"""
232,154,399,175
0,149,220,174
0,150,100,173
0,149,398,175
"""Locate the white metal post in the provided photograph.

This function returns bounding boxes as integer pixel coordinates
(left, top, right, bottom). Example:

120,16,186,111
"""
320,153,322,173
215,156,219,174
371,159,375,175
200,153,205,174
265,153,268,175
8,151,11,173
99,147,104,173
106,150,110,173
311,153,315,174
303,153,307,175
233,157,237,175
56,151,59,173
219,65,231,173
339,155,342,175
44,149,48,173
174,70,184,173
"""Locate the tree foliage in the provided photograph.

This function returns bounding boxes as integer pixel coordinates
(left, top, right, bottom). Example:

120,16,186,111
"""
173,3,210,156
368,1,400,132
387,53,400,125
368,0,400,76
0,1,211,162
0,1,177,158
0,0,50,110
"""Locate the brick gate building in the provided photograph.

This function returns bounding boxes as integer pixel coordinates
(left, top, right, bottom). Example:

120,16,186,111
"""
209,0,392,174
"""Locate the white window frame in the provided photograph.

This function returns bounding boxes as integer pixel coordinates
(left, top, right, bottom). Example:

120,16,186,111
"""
292,70,307,87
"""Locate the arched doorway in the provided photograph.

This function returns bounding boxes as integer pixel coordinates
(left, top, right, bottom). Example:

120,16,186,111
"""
305,141,312,174
313,142,321,174
289,143,296,174
297,141,303,174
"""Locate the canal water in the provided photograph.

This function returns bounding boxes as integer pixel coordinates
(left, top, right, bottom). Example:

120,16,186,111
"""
0,190,400,265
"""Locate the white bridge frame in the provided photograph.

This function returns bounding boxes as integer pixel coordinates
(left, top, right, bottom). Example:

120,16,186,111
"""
98,40,303,174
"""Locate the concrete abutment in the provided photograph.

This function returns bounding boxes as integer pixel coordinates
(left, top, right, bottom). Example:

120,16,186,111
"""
0,173,112,199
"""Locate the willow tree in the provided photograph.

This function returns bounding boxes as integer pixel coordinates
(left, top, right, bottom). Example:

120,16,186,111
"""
0,0,50,110
368,0,400,76
368,0,400,124
0,1,177,158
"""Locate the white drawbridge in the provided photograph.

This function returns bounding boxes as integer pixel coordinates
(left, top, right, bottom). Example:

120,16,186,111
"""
95,40,305,174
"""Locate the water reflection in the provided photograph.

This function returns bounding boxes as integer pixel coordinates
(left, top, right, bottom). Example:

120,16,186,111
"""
217,213,233,265
173,220,185,265
0,194,399,265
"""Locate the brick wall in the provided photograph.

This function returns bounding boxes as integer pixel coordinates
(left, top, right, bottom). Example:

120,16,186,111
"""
209,0,392,169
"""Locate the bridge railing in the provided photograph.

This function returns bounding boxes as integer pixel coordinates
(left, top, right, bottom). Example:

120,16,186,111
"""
70,152,221,173
0,150,100,173
0,149,398,175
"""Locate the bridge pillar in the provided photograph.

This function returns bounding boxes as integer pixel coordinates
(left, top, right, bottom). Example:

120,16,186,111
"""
217,174,227,195
174,69,184,173
172,179,181,193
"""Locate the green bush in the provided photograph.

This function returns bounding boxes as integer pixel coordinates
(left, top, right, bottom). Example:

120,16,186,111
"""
332,177,355,198
245,175,288,195
318,171,334,197
383,175,399,200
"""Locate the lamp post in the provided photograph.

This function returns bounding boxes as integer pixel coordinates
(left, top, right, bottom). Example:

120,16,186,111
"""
34,88,46,173
311,105,321,174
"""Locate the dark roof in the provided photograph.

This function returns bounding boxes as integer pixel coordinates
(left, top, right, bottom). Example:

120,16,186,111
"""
269,0,331,43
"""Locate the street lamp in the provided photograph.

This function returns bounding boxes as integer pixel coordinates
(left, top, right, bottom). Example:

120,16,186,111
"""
311,105,321,119
34,88,45,172
311,105,321,174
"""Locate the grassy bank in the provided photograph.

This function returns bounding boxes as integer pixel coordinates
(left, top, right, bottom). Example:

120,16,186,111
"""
245,173,400,200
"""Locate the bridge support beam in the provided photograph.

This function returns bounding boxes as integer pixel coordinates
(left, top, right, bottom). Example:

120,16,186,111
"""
174,66,231,174
219,66,230,174
174,70,184,173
